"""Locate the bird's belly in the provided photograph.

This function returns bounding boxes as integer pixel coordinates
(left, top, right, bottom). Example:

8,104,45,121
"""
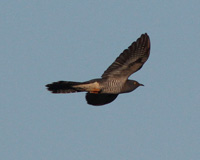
101,88,122,94
100,81,124,94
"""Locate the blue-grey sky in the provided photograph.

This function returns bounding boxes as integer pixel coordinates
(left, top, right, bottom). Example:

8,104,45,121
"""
1,1,200,160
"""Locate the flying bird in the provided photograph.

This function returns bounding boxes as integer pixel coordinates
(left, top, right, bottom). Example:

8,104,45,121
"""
46,33,150,106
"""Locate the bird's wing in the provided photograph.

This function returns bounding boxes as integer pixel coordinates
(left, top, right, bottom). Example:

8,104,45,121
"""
101,33,150,79
86,93,118,106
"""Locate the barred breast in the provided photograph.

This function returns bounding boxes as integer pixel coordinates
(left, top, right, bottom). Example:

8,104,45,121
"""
100,78,125,94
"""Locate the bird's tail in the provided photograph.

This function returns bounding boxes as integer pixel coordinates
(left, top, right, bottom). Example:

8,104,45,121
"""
46,81,87,93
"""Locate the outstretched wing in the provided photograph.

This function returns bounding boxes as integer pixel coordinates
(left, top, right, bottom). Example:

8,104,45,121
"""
101,33,150,79
86,93,118,106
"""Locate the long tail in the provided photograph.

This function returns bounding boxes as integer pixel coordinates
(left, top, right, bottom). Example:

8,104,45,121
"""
46,81,86,93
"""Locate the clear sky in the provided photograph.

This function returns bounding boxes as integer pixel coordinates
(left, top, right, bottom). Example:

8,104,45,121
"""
1,1,200,160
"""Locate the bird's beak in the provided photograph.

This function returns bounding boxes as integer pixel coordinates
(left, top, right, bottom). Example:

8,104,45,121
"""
139,83,144,86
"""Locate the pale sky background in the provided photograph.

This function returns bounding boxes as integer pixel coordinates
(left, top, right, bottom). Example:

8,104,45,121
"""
1,1,200,160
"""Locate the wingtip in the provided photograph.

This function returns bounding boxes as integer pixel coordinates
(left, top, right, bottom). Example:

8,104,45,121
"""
141,33,150,49
141,33,149,37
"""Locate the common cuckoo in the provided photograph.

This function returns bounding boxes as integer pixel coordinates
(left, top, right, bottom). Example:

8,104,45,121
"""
46,33,150,106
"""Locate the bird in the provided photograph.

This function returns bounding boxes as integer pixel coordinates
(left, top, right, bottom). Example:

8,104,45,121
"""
46,33,150,106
